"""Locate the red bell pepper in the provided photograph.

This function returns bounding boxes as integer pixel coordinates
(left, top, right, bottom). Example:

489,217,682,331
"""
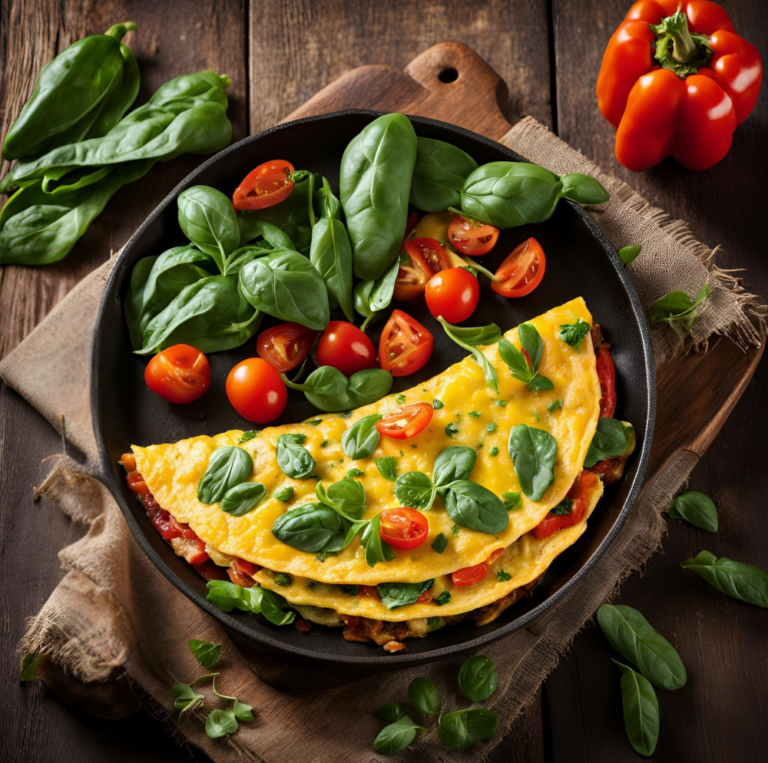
533,471,600,540
597,1,763,171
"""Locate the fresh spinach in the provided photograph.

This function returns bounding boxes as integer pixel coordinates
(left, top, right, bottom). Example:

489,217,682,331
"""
197,446,253,504
395,471,437,511
439,317,502,393
443,480,509,534
558,318,591,350
503,491,521,511
377,580,434,610
551,497,573,515
239,430,260,443
498,323,553,392
376,456,397,481
342,414,383,460
619,244,642,266
373,716,424,755
283,365,393,412
651,284,712,336
615,662,659,757
547,399,562,413
220,481,266,516
681,550,768,607
375,703,408,724
354,255,400,329
431,533,448,554
433,446,477,488
408,677,441,715
315,479,367,521
584,418,631,467
507,424,558,501
205,580,295,625
409,136,478,212
276,433,316,479
438,708,499,751
669,490,718,532
271,503,351,553
188,639,220,668
458,655,498,702
435,591,452,606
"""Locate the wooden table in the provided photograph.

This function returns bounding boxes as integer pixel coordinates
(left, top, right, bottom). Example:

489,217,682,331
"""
1,1,766,761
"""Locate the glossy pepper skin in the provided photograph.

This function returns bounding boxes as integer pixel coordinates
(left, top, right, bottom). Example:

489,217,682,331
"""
597,0,763,171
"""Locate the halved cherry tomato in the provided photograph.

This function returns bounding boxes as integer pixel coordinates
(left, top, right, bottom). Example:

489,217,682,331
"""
144,344,211,404
394,237,453,301
257,322,317,373
317,321,376,377
376,403,433,440
448,214,499,256
492,238,546,298
226,357,287,423
233,159,294,211
533,471,599,539
451,547,504,587
379,507,429,550
425,267,479,323
379,310,434,377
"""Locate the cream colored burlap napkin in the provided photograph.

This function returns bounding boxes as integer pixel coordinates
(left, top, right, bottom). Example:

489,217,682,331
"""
1,117,763,763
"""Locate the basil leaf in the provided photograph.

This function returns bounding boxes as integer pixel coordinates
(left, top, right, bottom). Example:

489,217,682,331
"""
499,325,552,392
651,283,711,335
220,481,266,516
435,591,451,606
597,605,686,691
377,579,434,610
439,317,500,393
361,514,396,568
443,322,502,347
19,650,45,682
507,425,558,501
433,446,477,488
239,430,260,443
205,708,238,739
375,456,397,481
316,479,367,521
198,446,253,504
518,323,543,370
619,244,642,266
375,703,408,724
458,655,499,702
272,486,293,502
438,708,499,751
259,588,296,626
559,173,611,205
443,481,509,534
431,532,448,554
681,550,768,607
584,418,631,467
394,471,437,510
271,503,351,553
669,490,718,532
373,716,424,755
503,491,521,511
188,639,220,668
498,337,532,380
342,414,383,459
615,662,659,757
276,433,316,479
205,581,295,626
558,318,591,350
408,677,441,715
409,136,478,212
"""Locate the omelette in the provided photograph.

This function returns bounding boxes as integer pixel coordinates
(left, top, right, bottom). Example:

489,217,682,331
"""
123,298,635,649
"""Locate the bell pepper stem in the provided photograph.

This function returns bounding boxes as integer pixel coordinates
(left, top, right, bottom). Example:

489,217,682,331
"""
651,11,713,77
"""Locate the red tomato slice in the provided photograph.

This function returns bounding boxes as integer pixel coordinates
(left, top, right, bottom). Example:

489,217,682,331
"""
533,471,599,539
492,238,546,298
257,322,317,373
378,310,434,377
448,214,499,256
415,588,433,604
394,237,453,301
425,267,480,324
226,358,287,424
144,344,211,405
233,159,295,211
375,403,433,440
452,561,489,587
379,507,429,549
317,321,377,376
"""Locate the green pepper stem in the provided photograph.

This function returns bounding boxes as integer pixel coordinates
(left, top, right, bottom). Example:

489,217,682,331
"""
105,22,137,41
651,11,713,76
667,12,697,63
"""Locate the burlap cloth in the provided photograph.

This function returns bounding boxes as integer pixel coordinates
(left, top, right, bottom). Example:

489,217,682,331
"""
1,117,764,762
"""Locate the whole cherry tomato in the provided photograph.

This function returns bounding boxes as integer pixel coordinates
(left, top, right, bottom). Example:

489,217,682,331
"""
233,159,295,211
226,358,287,423
376,403,433,440
447,214,499,256
425,267,479,323
257,322,317,373
144,344,211,404
379,310,434,377
492,238,546,298
317,321,377,377
379,507,429,550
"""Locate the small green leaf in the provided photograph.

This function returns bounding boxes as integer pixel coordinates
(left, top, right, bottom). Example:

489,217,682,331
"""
435,591,451,606
198,446,254,504
431,533,448,554
615,662,659,757
342,414,383,460
377,580,434,609
239,430,260,443
408,676,441,715
558,318,591,350
272,486,294,502
373,716,424,755
375,456,397,481
681,550,768,608
375,702,408,724
496,569,511,582
432,399,444,410
618,244,641,266
19,650,45,682
188,639,221,668
220,481,266,516
276,433,316,479
394,471,436,510
651,283,711,335
205,708,239,739
547,399,562,412
346,468,364,479
669,490,718,532
458,655,499,702
233,701,254,723
503,492,521,511
438,708,499,750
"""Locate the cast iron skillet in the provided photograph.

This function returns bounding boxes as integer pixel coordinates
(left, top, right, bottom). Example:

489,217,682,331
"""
91,110,655,668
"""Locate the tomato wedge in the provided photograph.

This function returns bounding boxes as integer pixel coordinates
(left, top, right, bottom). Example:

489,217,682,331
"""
394,237,452,302
533,471,599,539
379,507,429,549
379,310,434,377
376,403,433,440
144,344,211,404
448,214,499,256
233,159,295,211
491,237,546,298
257,322,317,373
451,548,504,587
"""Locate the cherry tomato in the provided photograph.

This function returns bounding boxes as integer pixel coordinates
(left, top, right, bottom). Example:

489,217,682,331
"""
376,403,433,440
425,267,479,323
452,561,489,587
144,344,211,404
233,159,294,211
317,321,377,377
492,238,546,298
448,214,499,256
226,358,287,423
533,471,599,540
379,310,434,377
379,507,429,550
394,237,452,301
257,322,317,373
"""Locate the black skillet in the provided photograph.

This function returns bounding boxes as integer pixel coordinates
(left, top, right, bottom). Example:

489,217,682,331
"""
91,110,656,668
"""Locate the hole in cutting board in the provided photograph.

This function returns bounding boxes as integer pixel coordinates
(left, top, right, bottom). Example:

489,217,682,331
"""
438,67,459,83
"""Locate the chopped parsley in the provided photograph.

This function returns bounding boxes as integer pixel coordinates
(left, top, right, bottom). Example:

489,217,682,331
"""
548,399,563,412
274,573,292,587
340,585,360,596
496,570,512,583
395,394,406,404
346,468,364,479
432,399,444,410
552,498,573,516
431,533,448,554
532,409,540,422
340,412,352,418
469,411,481,419
445,422,459,438
504,492,522,511
239,430,260,443
486,422,497,432
496,400,507,407
489,446,500,457
272,486,293,502
306,582,317,590
434,591,452,606
452,525,460,537
308,419,322,426
315,552,338,563
321,440,329,447
559,318,590,350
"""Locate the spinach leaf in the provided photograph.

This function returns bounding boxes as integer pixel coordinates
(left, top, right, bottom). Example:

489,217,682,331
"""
443,481,509,534
205,709,238,739
394,471,437,510
360,514,397,567
271,503,351,553
220,481,266,516
272,486,293,502
239,249,330,330
584,418,631,467
377,579,434,610
458,655,499,702
619,244,642,266
340,113,418,280
138,275,260,355
438,708,499,751
238,219,295,251
276,433,316,479
375,456,397,481
177,186,240,273
651,283,712,336
669,490,718,532
507,424,558,501
558,318,591,350
198,446,253,504
408,677,441,715
433,446,477,488
615,662,659,757
373,716,424,755
681,550,768,607
409,137,478,212
205,580,295,626
503,491,522,511
498,323,553,392
597,605,687,691
439,317,501,394
431,533,448,553
354,255,400,329
342,414,383,460
375,703,408,724
315,479,367,521
284,366,393,412
188,639,220,668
